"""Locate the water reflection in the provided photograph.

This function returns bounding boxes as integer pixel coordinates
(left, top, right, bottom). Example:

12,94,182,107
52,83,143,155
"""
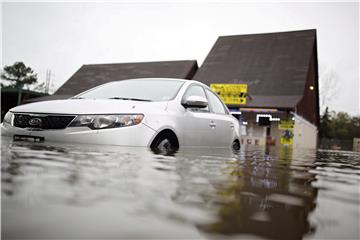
1,139,359,239
196,147,317,240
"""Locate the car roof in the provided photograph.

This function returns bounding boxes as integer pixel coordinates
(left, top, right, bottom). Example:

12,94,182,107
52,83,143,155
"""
111,78,187,82
104,78,208,88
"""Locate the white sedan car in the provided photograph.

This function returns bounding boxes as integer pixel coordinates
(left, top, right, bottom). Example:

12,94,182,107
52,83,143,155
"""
1,78,240,150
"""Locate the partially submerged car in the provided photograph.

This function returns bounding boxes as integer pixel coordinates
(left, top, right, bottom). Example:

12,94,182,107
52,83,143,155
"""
1,78,240,150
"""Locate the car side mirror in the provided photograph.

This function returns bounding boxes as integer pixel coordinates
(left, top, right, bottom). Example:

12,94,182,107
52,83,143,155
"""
182,96,208,108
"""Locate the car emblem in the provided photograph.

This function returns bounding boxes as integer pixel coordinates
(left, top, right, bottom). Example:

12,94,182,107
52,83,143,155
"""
29,118,42,127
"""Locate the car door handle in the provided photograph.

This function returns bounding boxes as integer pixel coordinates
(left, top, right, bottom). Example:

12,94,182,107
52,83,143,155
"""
230,123,234,129
209,121,216,128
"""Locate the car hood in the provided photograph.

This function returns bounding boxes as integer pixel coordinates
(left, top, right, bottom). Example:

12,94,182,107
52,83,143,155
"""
10,99,167,115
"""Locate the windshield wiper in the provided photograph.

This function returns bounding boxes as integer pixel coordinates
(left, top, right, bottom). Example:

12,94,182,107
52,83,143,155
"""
108,97,151,102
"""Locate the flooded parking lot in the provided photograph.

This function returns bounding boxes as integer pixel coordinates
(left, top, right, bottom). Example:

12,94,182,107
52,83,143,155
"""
1,139,359,239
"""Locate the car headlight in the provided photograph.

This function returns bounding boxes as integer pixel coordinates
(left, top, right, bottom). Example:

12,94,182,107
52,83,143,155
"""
2,111,14,125
68,114,144,129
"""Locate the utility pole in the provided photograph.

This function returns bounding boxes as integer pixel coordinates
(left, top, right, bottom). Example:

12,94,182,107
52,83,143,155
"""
45,69,51,94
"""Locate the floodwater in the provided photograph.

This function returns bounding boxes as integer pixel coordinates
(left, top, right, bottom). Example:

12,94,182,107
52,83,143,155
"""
1,139,359,240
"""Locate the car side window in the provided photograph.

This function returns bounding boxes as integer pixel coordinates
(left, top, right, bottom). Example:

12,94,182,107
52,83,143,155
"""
182,85,209,112
206,89,227,114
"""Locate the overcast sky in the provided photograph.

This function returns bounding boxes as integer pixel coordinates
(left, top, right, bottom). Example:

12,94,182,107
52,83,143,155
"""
1,1,359,115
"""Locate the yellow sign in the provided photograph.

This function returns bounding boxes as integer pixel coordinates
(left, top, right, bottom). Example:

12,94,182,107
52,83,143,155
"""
279,119,294,146
210,84,247,105
280,130,294,145
279,120,294,130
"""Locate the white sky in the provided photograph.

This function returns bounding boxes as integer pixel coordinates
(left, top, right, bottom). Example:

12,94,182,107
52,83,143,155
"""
1,1,359,115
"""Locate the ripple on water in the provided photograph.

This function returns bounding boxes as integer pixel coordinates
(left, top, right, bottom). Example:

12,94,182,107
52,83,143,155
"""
1,140,360,239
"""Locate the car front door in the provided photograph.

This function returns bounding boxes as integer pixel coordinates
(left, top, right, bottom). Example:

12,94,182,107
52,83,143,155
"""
205,88,234,147
179,85,217,147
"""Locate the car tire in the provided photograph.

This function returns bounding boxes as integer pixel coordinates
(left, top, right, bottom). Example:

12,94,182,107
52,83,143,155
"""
232,140,240,150
156,137,173,150
151,131,179,154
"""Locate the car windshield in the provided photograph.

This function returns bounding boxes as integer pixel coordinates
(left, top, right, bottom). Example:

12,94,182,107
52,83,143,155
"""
75,79,185,101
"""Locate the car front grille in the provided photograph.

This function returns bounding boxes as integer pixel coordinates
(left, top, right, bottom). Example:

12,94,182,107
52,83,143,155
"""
13,114,76,130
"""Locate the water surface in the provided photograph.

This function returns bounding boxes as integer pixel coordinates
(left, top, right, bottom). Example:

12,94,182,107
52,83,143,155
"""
1,139,359,239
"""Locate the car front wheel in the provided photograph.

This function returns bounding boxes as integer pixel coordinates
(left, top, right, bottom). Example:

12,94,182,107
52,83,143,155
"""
232,140,240,150
156,137,174,151
150,130,179,154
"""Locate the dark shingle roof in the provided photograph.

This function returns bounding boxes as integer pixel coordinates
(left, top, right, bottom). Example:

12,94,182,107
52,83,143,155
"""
55,60,198,96
193,30,317,109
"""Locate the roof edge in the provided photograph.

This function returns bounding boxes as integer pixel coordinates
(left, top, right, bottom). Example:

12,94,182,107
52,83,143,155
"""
218,29,317,39
82,60,198,67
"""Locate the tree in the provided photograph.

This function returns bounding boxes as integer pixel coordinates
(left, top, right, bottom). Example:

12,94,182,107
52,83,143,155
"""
332,112,351,139
349,116,360,139
320,107,332,138
319,67,339,114
320,109,360,140
1,62,38,104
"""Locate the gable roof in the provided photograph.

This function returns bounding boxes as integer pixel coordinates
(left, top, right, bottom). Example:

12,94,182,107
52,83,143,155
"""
193,30,317,109
55,60,198,96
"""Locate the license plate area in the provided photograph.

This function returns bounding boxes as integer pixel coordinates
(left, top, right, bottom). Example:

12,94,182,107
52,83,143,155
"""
13,135,44,143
